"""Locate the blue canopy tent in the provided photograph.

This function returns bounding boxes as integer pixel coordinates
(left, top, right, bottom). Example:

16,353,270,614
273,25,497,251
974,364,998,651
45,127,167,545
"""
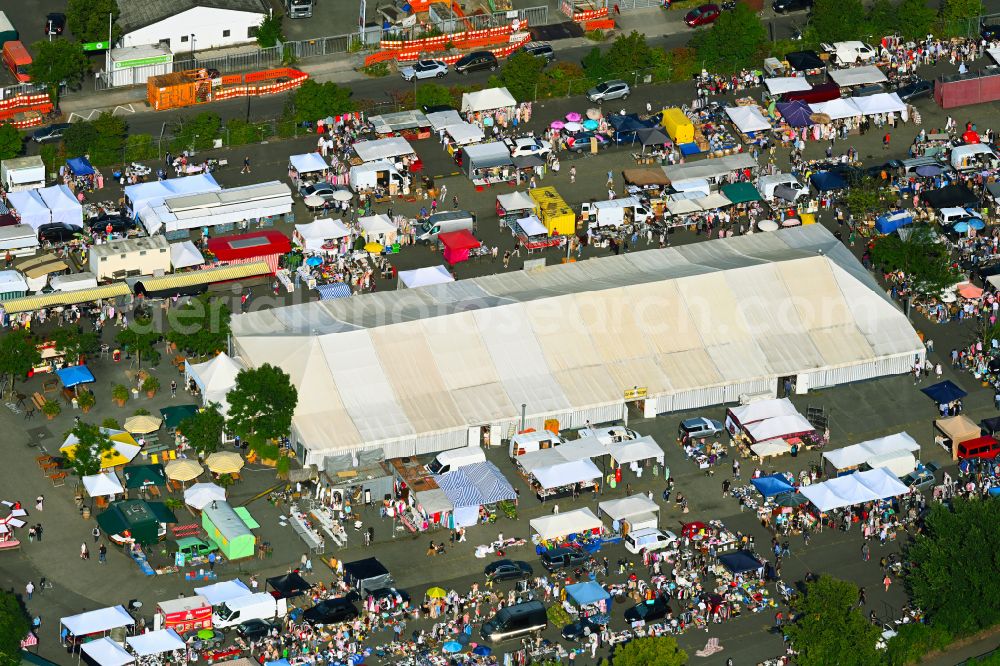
434,461,517,527
608,114,655,144
750,474,795,498
875,210,914,234
718,551,765,576
776,101,813,128
810,172,848,192
921,380,967,403
66,157,95,176
316,282,352,300
565,581,610,607
55,365,95,388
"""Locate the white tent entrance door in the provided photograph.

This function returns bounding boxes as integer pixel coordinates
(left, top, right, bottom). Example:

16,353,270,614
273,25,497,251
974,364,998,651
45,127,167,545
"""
468,426,481,447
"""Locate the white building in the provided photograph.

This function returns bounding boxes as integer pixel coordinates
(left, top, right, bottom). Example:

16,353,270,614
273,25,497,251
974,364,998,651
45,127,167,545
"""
89,235,171,280
117,0,270,51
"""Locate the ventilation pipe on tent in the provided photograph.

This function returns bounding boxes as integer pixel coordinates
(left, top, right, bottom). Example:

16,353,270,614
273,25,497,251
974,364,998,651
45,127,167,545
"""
520,403,526,432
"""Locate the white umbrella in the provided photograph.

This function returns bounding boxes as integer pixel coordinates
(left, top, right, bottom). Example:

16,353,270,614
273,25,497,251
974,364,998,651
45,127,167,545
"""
564,122,583,132
757,220,779,232
331,189,354,202
184,482,226,510
165,459,204,482
82,472,124,498
303,194,326,209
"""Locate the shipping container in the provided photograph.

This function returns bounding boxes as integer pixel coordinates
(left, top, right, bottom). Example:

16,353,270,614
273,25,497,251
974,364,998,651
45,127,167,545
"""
147,68,308,111
934,72,1000,109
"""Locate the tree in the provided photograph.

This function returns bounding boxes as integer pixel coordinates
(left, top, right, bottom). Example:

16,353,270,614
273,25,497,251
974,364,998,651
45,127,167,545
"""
807,0,868,43
67,0,121,43
940,0,983,36
65,112,127,166
0,589,29,666
287,80,355,125
870,224,963,298
499,51,545,102
166,296,231,357
51,328,100,364
178,404,225,456
171,112,222,153
29,40,90,104
0,124,21,160
866,0,897,38
415,83,453,109
256,13,284,48
66,421,114,478
604,31,658,76
63,121,98,158
600,636,687,666
691,2,768,74
843,176,895,220
115,316,162,369
785,575,881,666
0,330,41,395
896,0,937,40
226,363,298,443
581,46,612,81
906,499,1000,635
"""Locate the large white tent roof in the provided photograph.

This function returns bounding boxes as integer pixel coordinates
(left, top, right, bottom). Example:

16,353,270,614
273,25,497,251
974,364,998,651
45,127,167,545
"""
353,137,414,163
194,579,252,605
62,605,135,635
598,494,660,522
822,432,920,470
851,92,906,116
169,241,205,269
764,77,811,95
828,65,888,87
232,226,923,460
82,637,134,666
728,397,798,427
662,153,757,182
744,414,815,443
800,467,908,511
126,629,185,656
609,435,664,465
83,471,124,498
461,87,516,113
398,265,454,289
289,153,328,174
809,98,862,120
532,459,602,489
530,507,602,541
725,106,772,133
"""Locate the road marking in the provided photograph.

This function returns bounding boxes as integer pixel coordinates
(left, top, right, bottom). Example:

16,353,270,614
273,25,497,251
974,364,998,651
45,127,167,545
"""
112,104,136,116
67,110,101,122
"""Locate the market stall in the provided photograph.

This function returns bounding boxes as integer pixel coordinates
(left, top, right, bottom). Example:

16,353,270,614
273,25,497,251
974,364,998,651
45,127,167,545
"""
293,218,351,254
123,173,221,219
1,155,44,192
445,122,486,155
808,98,861,120
531,458,602,501
598,494,660,533
851,92,907,118
951,143,999,171
764,77,812,97
81,637,134,666
138,181,292,236
661,153,757,184
6,189,50,230
288,153,329,182
358,213,397,244
204,229,291,275
82,471,124,499
0,224,39,257
202,501,256,560
397,265,454,289
184,353,244,414
934,414,981,460
461,87,517,117
725,106,772,136
822,432,920,477
433,461,517,527
725,397,798,434
184,482,226,510
497,190,537,228
564,581,611,622
37,185,83,227
0,270,27,299
62,428,141,470
60,605,136,644
155,596,212,634
827,65,888,88
749,473,795,498
743,414,817,459
438,229,481,266
426,109,464,133
353,137,422,173
96,500,176,545
194,579,252,606
169,240,205,269
369,109,431,139
530,507,603,542
608,436,664,475
460,142,513,184
125,628,185,661
799,467,908,512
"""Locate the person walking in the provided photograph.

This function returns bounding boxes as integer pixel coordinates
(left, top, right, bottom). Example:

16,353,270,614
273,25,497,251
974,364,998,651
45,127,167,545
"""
208,551,217,571
882,132,891,150
92,526,101,543
858,586,867,607
35,495,43,511
883,574,892,592
98,543,107,564
170,380,177,397
241,156,251,174
861,542,870,561
25,581,33,601
570,166,576,184
732,460,741,480
34,524,42,542
80,543,89,560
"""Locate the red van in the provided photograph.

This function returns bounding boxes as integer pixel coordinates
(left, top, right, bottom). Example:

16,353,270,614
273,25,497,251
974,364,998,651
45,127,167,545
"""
780,82,840,104
956,436,1000,460
2,40,31,82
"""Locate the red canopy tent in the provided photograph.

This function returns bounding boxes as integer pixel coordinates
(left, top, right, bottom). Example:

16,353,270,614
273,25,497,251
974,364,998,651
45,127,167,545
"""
206,230,291,274
439,229,481,265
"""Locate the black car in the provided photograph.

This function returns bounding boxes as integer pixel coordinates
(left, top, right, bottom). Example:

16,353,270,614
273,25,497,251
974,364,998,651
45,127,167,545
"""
301,598,359,625
521,42,555,63
772,0,811,12
46,12,66,35
236,618,274,642
33,123,71,143
561,616,606,640
88,215,134,236
38,223,79,244
623,595,672,623
455,51,498,74
864,159,903,179
982,24,1000,40
539,547,589,572
895,78,933,102
484,559,533,582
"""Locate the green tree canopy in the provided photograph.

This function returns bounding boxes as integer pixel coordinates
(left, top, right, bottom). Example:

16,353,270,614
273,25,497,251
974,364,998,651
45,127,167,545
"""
51,328,100,363
604,31,658,76
29,40,90,103
0,330,41,393
64,112,127,166
67,0,121,43
940,0,983,36
870,224,962,298
63,121,98,158
807,0,868,43
906,499,1000,635
866,0,896,38
178,404,225,456
786,575,881,666
691,2,768,74
843,176,895,219
166,296,231,357
0,589,29,666
256,13,284,48
415,83,454,109
601,636,688,666
171,112,222,153
499,51,545,102
66,421,114,478
0,124,21,160
896,0,937,40
288,80,356,125
115,316,162,369
226,363,298,442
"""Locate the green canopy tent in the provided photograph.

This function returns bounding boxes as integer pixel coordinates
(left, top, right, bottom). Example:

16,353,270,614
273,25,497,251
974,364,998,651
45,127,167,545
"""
721,181,762,204
160,404,199,430
122,464,167,489
96,499,177,546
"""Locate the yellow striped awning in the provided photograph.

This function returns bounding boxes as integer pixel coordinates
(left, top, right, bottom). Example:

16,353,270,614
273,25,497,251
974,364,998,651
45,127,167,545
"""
1,282,131,315
137,261,271,294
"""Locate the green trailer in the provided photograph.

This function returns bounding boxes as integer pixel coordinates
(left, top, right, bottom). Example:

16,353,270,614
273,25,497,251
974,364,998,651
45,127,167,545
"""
201,501,256,560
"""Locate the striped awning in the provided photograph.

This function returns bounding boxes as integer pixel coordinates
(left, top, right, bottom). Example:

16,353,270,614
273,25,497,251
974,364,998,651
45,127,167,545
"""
137,261,270,295
316,282,352,300
1,282,130,315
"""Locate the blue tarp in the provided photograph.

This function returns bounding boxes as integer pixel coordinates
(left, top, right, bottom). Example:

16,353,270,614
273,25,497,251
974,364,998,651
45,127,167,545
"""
66,157,95,176
718,550,764,575
750,473,795,498
608,114,656,144
265,661,292,666
316,282,352,300
921,380,967,403
776,101,813,128
55,365,95,388
875,210,914,234
809,172,848,191
565,581,610,607
434,461,517,509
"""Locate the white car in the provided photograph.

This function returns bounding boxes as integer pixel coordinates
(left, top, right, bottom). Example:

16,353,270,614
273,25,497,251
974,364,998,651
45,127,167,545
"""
400,59,449,81
504,137,552,158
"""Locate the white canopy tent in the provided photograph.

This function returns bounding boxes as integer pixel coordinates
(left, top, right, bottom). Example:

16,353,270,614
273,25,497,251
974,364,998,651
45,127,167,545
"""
765,77,811,95
744,414,815,443
851,93,906,116
725,106,772,133
82,637,135,666
126,629,185,657
39,184,84,227
446,122,486,145
828,66,888,87
609,435,664,465
0,270,27,295
138,182,293,235
666,198,702,216
124,173,221,218
398,265,454,289
461,87,516,114
809,98,862,119
800,467,908,512
532,459,602,490
661,153,757,183
6,189,50,230
695,192,733,211
184,482,227,510
358,214,396,240
354,137,415,163
516,215,547,236
82,472,124,498
497,191,536,212
294,218,351,251
426,109,464,132
185,353,244,413
289,153,328,175
530,507,602,541
556,436,609,461
727,397,798,431
61,605,135,636
951,143,998,170
598,494,660,522
194,579,252,605
750,440,792,459
822,432,920,472
169,241,205,269
516,447,570,474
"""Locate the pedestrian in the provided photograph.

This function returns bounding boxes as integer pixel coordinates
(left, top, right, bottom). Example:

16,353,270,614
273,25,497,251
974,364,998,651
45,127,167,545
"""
861,542,870,561
732,460,741,480
722,479,731,497
92,526,101,543
883,574,892,592
570,165,576,183
301,552,308,569
502,251,510,269
38,578,45,594
28,525,35,542
170,380,177,397
241,156,251,174
99,543,107,564
858,586,867,606
80,543,89,560
305,557,313,573
452,195,459,209
25,581,33,601
883,132,891,150
35,524,42,542
36,495,43,511
208,551,216,571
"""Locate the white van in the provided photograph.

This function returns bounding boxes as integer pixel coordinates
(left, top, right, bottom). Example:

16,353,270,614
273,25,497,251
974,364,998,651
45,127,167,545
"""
757,173,808,201
349,160,406,192
823,41,878,65
577,425,638,445
416,210,476,244
425,446,486,475
508,430,564,457
213,592,288,629
938,207,981,227
624,528,678,554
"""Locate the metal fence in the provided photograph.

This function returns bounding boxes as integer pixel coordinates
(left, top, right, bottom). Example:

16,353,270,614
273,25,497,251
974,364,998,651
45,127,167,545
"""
96,46,284,91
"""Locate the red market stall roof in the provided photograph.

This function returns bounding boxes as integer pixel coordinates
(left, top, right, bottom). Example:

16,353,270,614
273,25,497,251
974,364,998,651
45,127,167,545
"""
438,230,481,251
207,230,291,262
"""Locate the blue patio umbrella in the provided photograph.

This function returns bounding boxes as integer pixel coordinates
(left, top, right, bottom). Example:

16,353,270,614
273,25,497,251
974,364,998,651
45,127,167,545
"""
442,641,462,653
916,165,945,177
55,365,95,389
306,256,323,266
472,645,492,656
582,119,599,130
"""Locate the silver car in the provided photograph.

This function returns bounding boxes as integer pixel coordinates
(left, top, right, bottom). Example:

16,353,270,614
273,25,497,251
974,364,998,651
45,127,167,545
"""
400,59,449,81
587,79,630,103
